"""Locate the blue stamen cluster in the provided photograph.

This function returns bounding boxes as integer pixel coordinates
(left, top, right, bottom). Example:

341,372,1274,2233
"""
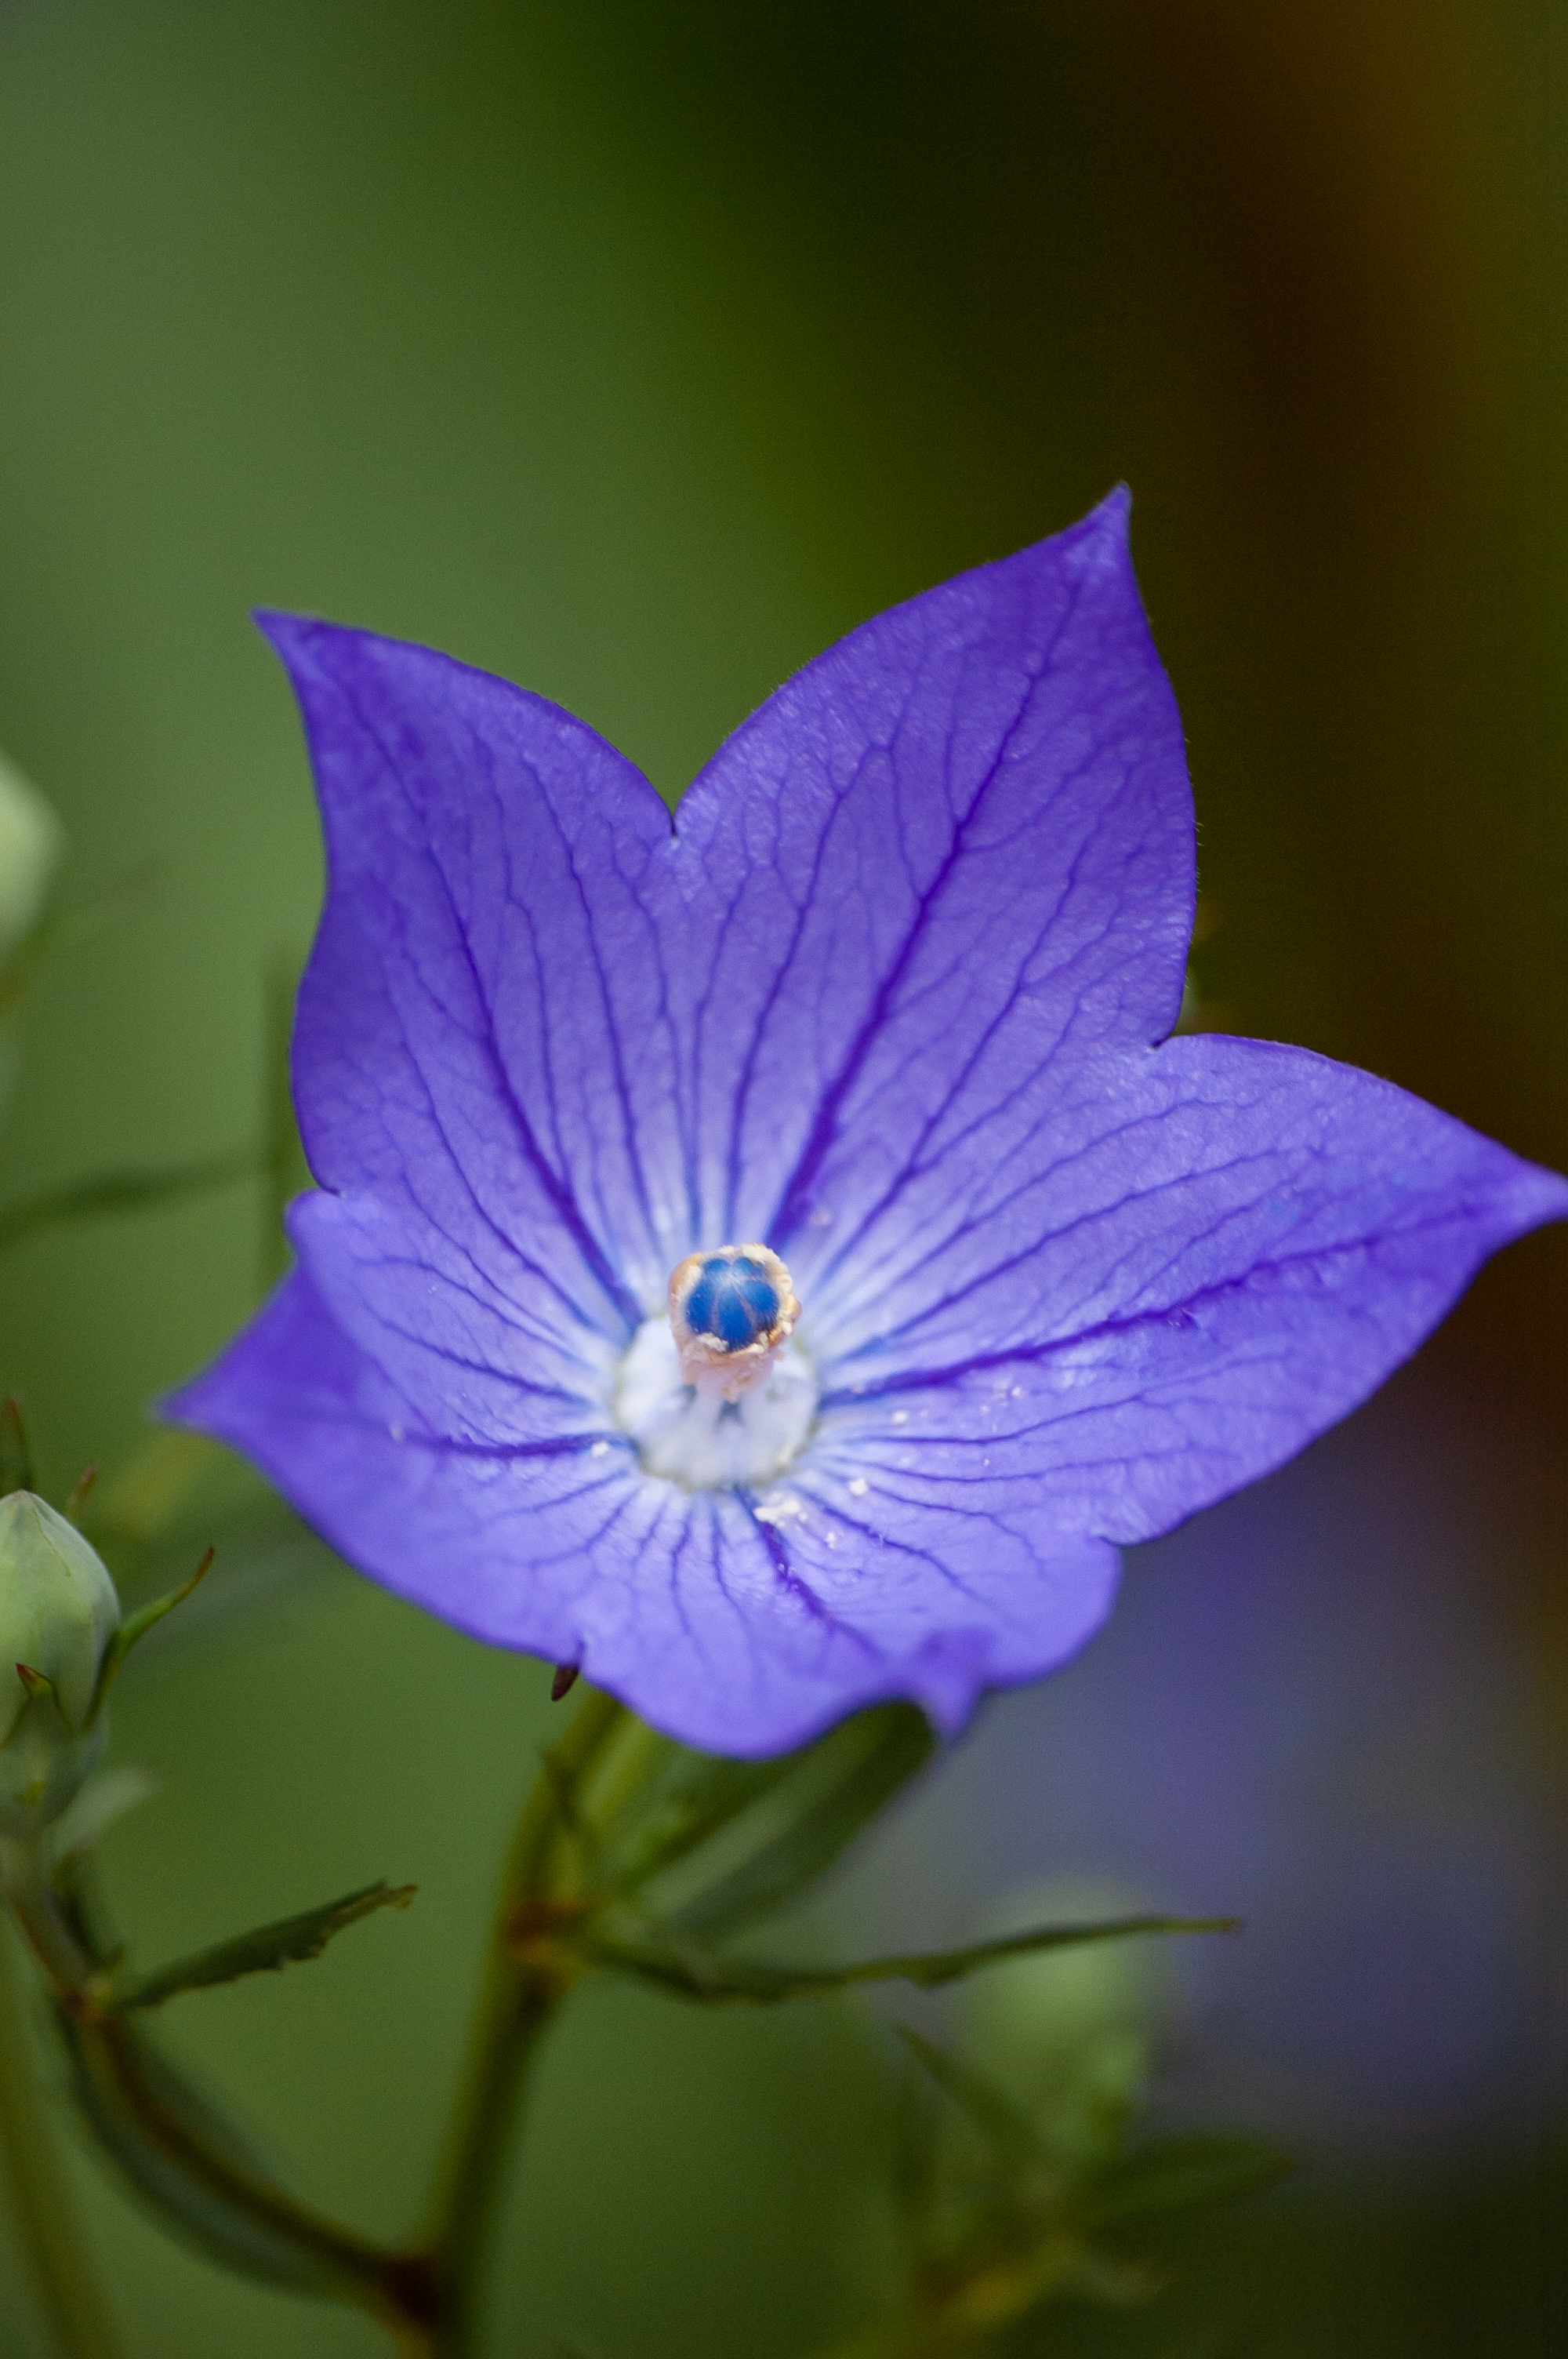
682,1253,780,1352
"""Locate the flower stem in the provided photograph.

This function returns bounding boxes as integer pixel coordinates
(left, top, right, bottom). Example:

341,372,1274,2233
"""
2,1840,432,2340
419,1689,626,2356
0,1917,125,2359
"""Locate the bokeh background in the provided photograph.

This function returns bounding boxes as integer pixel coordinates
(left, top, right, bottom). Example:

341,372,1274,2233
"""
0,2,1563,2352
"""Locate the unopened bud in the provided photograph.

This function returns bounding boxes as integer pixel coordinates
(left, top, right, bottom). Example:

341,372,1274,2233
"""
0,753,62,965
0,1492,120,1827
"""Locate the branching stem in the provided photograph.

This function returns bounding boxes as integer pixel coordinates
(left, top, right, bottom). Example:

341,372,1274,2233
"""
0,1914,125,2359
417,1688,627,2356
0,1836,432,2337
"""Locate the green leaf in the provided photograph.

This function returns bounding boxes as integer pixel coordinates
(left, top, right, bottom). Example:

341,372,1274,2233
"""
1086,2135,1294,2226
0,1394,34,1496
590,1911,1238,2006
659,1702,937,1939
0,1145,260,1259
112,1881,416,2012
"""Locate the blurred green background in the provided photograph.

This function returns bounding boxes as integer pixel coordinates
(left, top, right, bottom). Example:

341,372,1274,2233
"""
0,2,1563,2353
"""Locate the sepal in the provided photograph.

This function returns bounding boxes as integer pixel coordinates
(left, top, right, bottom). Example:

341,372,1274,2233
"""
87,1545,213,1724
620,1703,935,1939
541,1695,936,1941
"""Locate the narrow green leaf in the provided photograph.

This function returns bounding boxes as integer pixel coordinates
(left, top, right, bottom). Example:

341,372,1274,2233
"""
591,1910,1238,2005
113,1881,416,2012
0,1147,260,1259
662,1703,937,1939
1085,2135,1294,2226
0,1395,34,1496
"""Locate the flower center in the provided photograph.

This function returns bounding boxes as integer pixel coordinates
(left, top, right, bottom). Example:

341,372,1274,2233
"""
612,1244,815,1489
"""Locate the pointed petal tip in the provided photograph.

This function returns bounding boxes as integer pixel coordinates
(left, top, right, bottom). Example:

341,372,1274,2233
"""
252,606,315,652
1512,1154,1568,1234
1059,482,1133,558
992,484,1136,608
252,609,378,684
155,1366,225,1449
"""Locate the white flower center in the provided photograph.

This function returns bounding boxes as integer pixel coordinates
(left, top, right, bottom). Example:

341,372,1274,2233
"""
614,1317,817,1490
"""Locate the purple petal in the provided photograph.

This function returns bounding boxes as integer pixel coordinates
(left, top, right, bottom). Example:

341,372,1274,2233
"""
670,488,1193,1277
171,1267,1118,1755
815,1034,1568,1543
265,614,688,1397
166,498,1567,1757
250,493,1189,1454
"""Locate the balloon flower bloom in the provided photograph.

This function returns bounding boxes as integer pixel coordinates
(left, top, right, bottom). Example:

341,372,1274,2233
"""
171,495,1566,1755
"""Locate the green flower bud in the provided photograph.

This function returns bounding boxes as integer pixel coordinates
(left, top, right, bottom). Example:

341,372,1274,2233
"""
0,752,62,965
0,1492,121,1828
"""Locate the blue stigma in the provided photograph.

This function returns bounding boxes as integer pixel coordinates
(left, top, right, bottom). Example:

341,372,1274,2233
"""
683,1253,781,1353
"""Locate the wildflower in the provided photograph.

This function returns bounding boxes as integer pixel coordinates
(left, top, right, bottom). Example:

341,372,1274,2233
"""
169,495,1567,1754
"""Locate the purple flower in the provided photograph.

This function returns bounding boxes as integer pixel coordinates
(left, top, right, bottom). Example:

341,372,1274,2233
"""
169,493,1567,1756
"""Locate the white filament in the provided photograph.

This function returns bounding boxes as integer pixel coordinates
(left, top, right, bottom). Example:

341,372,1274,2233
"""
614,1316,817,1491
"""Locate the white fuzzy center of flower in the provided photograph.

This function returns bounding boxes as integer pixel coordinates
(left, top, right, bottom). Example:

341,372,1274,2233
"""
614,1318,817,1488
614,1244,815,1488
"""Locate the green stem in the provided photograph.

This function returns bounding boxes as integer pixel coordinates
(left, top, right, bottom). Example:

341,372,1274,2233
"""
2,1843,430,2338
0,1917,125,2359
419,1689,626,2357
